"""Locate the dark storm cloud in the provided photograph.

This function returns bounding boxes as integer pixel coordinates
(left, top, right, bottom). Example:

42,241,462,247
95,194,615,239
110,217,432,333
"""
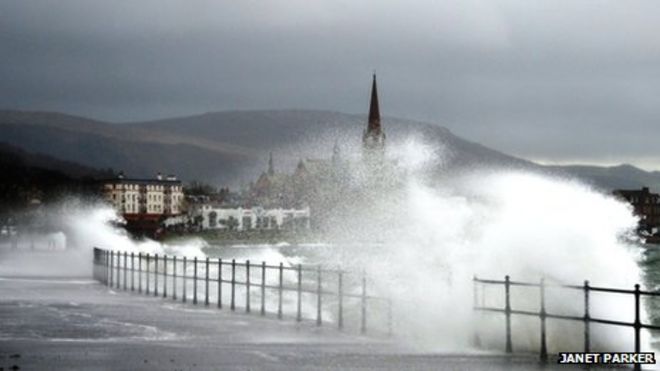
1,1,660,168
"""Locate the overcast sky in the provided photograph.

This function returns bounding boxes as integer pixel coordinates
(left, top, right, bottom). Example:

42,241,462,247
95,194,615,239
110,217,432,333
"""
1,1,660,169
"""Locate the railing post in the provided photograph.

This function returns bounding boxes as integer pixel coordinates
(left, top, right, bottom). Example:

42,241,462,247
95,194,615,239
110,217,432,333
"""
634,284,641,355
112,251,116,288
473,276,477,309
130,252,135,291
145,254,150,295
123,251,128,290
105,250,110,285
172,256,177,300
193,257,198,305
116,251,120,289
231,259,236,311
105,250,108,285
109,251,114,287
472,275,482,348
481,281,486,307
338,270,344,330
113,251,117,288
205,257,210,306
246,260,251,313
217,258,222,308
107,250,111,285
297,264,302,322
361,272,367,335
316,265,322,326
98,249,102,283
583,280,590,353
163,255,168,298
278,262,283,319
539,278,548,363
94,249,98,282
112,250,116,286
93,248,98,281
138,253,142,293
99,248,104,281
102,250,106,284
504,275,512,353
154,254,159,297
261,261,266,316
182,256,187,303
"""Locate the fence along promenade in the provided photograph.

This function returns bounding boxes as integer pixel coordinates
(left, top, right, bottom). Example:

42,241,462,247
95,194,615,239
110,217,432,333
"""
473,275,660,369
92,247,392,335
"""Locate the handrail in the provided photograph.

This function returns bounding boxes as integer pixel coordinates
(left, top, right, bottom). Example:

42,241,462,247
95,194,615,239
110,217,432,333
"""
92,247,392,335
473,275,652,369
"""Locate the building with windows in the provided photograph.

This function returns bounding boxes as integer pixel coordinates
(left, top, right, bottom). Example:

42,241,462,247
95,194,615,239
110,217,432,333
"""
101,173,185,234
195,204,310,231
614,187,660,242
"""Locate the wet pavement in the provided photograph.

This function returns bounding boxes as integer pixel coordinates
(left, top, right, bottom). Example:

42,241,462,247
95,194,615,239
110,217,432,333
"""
0,275,617,370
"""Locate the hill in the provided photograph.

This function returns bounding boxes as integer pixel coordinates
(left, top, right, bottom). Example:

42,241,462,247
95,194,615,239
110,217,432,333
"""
0,110,253,184
0,109,534,185
546,164,660,192
0,143,111,213
130,110,534,172
0,109,659,192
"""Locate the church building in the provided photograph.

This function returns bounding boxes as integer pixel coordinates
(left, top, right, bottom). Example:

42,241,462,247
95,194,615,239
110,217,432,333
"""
248,74,388,213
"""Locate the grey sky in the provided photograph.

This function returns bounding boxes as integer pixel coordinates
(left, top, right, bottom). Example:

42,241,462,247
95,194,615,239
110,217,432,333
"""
1,1,660,169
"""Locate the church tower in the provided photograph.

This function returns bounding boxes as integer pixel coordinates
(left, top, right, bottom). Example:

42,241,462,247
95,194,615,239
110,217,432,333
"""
363,74,386,161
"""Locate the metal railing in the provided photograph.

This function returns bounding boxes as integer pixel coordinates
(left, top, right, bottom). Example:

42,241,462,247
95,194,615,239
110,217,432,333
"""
473,275,660,366
93,247,392,334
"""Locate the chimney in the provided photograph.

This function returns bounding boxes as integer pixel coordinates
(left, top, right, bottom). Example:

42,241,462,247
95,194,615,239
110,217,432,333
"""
117,171,124,179
156,172,163,181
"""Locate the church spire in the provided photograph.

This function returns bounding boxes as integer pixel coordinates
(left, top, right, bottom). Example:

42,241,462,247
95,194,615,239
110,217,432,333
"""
363,74,386,156
268,152,274,176
367,73,381,135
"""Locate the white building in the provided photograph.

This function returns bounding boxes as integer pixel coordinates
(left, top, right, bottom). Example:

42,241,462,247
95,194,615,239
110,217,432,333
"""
197,205,310,231
101,173,184,217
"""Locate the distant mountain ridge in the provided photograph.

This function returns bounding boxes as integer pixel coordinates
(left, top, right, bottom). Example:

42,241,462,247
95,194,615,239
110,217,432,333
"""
546,164,660,192
0,109,659,192
0,110,254,184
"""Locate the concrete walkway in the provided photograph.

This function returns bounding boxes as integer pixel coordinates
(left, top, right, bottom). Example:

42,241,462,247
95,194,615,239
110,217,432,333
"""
0,275,600,371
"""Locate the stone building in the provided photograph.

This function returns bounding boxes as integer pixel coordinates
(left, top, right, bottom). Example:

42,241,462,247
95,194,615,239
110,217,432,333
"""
247,74,386,215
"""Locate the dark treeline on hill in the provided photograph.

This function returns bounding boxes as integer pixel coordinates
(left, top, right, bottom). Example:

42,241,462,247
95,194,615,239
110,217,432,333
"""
0,143,113,215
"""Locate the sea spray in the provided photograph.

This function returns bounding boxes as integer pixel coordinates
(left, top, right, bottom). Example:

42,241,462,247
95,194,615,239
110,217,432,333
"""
0,198,208,277
217,135,647,353
60,200,206,257
366,171,644,352
322,137,647,353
